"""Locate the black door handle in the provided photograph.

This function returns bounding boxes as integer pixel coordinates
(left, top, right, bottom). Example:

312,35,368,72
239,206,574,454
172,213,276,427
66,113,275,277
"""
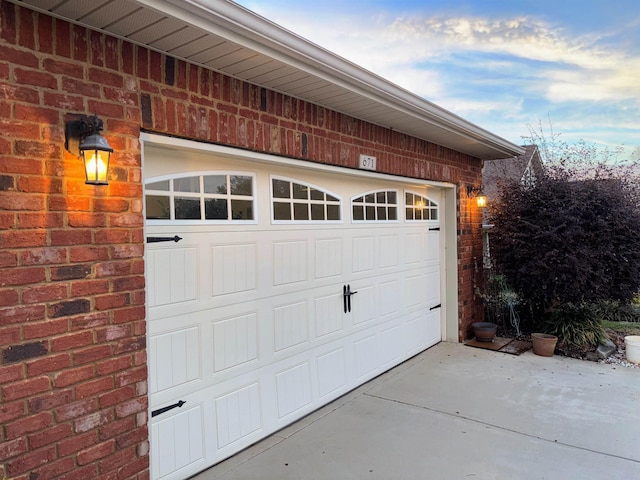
343,284,358,313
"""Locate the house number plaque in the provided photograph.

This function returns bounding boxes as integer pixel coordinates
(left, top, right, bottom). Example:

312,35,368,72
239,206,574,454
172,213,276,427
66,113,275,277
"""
359,154,377,171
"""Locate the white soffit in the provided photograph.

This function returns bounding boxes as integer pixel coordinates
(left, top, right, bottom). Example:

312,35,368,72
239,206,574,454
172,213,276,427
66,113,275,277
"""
12,0,524,160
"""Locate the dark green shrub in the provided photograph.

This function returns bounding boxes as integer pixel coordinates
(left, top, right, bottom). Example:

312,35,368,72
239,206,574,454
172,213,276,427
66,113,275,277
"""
542,303,608,350
592,300,640,323
489,177,640,319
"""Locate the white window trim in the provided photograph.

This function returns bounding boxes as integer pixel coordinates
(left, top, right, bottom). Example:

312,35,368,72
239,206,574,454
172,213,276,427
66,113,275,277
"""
350,189,400,223
144,170,258,225
270,174,343,225
404,190,439,222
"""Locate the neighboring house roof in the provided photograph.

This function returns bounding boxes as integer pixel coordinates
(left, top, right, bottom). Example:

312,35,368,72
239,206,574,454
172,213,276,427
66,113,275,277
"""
482,144,544,203
12,0,524,160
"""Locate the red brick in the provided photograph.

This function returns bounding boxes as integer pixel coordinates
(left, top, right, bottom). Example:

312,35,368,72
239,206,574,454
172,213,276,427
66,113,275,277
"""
95,293,129,310
0,251,17,269
74,409,113,433
28,388,73,413
0,118,40,138
95,229,130,244
77,439,115,465
29,422,73,448
99,446,136,474
5,411,53,439
26,352,71,376
6,445,56,476
50,228,92,245
115,366,146,388
0,436,28,460
0,324,21,343
0,266,45,286
57,430,98,456
75,376,113,399
0,304,46,324
17,211,64,228
19,248,64,271
0,400,26,424
98,416,134,441
17,176,64,193
50,330,93,352
58,464,99,480
69,245,110,262
43,57,83,77
96,325,131,344
99,386,135,409
115,426,147,449
61,76,101,98
96,355,132,376
53,364,94,388
14,103,61,124
67,212,107,228
22,284,69,304
112,306,145,324
87,100,125,118
73,344,112,365
114,397,147,418
0,156,42,175
70,279,110,297
29,457,76,480
2,376,50,401
37,13,54,54
0,193,45,212
43,91,84,110
14,68,57,89
0,363,23,384
118,456,149,480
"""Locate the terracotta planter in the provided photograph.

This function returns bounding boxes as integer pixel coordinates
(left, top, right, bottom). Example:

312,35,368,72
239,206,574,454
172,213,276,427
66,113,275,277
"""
472,322,497,342
531,333,558,357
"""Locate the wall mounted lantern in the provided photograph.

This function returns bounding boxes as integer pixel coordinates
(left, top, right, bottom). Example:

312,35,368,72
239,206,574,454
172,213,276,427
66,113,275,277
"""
64,115,113,185
466,185,487,208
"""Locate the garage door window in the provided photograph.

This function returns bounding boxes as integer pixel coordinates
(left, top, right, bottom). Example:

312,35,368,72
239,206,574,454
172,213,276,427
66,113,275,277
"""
271,176,341,222
352,190,398,222
145,173,256,222
405,192,438,221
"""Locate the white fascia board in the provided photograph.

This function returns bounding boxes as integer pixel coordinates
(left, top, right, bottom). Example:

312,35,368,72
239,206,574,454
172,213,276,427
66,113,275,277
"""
135,0,523,158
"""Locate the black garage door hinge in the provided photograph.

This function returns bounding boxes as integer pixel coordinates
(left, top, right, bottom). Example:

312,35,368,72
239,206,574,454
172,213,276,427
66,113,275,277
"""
152,400,186,417
146,235,183,243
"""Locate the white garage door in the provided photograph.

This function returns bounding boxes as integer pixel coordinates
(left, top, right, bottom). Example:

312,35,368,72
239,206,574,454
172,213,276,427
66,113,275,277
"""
144,143,443,480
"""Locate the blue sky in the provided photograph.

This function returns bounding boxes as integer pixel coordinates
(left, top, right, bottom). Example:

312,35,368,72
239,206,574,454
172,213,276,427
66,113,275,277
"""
235,0,639,160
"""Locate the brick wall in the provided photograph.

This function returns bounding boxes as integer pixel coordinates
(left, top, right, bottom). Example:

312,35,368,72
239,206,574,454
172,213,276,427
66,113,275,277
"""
0,2,483,478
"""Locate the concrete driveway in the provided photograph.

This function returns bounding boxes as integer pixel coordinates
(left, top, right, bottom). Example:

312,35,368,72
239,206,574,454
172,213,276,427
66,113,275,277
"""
192,342,640,480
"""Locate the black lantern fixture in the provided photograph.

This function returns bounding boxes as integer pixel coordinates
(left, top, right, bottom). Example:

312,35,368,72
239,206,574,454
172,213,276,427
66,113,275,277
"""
466,185,487,208
64,115,113,185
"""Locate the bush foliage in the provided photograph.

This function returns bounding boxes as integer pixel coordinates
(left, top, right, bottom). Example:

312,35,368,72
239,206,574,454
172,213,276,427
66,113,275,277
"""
541,303,608,350
488,131,640,321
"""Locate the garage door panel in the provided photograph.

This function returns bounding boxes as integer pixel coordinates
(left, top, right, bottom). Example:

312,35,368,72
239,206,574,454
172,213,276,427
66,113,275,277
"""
316,347,347,398
273,240,308,286
149,327,200,395
377,279,401,317
211,243,257,296
275,361,312,418
151,400,207,479
351,236,375,273
351,284,376,326
314,237,343,278
273,301,309,352
212,312,258,373
378,235,399,268
214,382,262,449
148,246,199,308
314,291,344,338
145,150,444,479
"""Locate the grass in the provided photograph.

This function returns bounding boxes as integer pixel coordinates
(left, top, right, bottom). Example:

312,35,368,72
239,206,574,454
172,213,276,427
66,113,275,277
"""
602,321,640,335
